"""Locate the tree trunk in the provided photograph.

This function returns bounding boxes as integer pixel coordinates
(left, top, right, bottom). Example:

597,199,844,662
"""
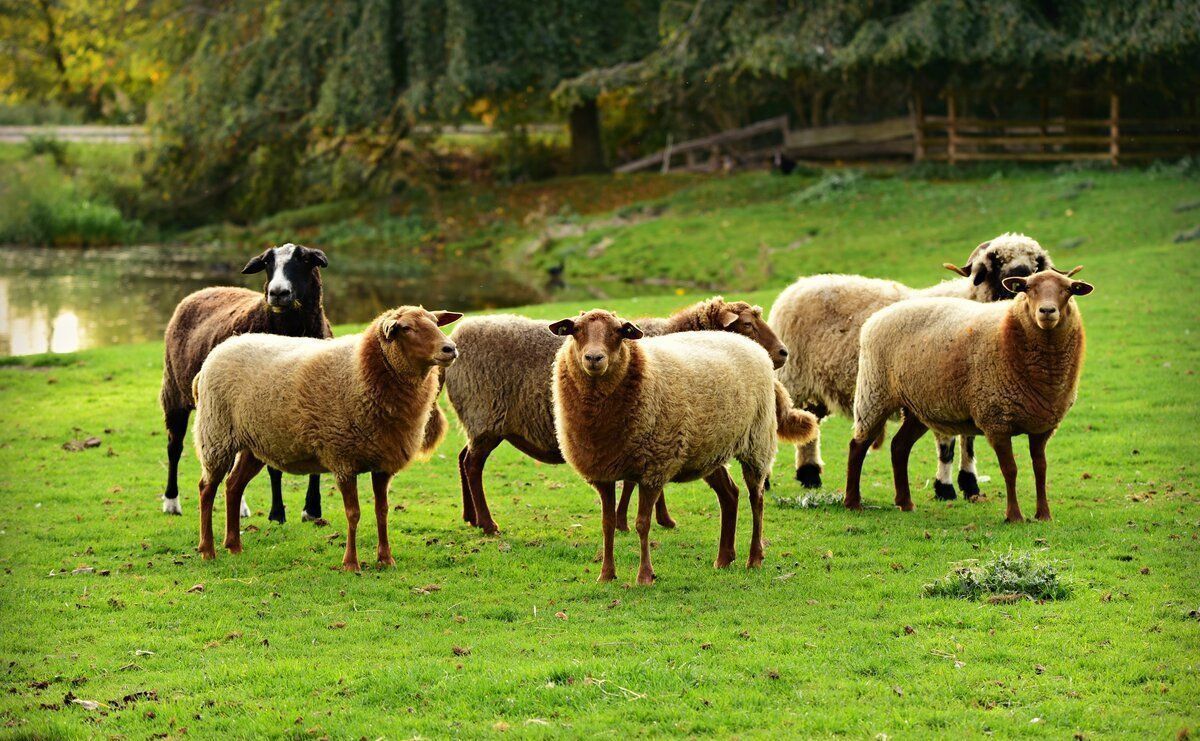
568,98,606,174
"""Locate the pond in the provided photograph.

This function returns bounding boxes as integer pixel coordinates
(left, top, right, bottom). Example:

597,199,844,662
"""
0,246,541,356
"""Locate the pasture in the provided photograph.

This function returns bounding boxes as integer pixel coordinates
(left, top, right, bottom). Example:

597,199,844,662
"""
1,168,1198,737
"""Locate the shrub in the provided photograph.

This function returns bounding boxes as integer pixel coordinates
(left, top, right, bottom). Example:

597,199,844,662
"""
792,169,864,204
24,135,72,169
772,490,844,509
0,156,142,246
924,550,1070,601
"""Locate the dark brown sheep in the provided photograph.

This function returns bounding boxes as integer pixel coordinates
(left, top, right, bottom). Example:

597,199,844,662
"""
159,243,331,522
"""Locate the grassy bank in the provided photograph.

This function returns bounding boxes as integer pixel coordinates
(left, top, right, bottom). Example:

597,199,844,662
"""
1,205,1198,736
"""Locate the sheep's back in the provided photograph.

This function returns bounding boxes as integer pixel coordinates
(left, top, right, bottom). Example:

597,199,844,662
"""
162,287,265,408
445,315,563,450
771,274,912,416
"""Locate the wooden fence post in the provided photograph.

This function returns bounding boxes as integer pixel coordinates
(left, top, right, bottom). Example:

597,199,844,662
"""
661,134,673,174
1109,92,1120,167
913,93,925,162
947,92,958,166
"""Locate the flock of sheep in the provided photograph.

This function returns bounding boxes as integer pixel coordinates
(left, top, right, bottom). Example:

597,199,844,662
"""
158,234,1094,583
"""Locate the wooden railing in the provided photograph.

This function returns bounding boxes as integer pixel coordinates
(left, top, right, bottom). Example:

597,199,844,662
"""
615,116,790,174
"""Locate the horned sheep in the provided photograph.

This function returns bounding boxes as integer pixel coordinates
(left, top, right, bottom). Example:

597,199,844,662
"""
770,233,1055,499
160,243,332,523
846,269,1092,522
549,310,818,584
190,306,461,570
444,297,791,535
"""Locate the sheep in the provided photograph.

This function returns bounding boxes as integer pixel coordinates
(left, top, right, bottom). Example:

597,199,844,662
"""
444,297,790,535
160,243,331,523
770,233,1054,499
190,306,462,570
846,268,1092,521
549,310,818,584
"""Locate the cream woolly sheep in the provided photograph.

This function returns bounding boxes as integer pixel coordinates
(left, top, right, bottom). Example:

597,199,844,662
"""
444,297,791,535
771,233,1054,498
191,306,462,570
846,268,1092,522
549,310,818,584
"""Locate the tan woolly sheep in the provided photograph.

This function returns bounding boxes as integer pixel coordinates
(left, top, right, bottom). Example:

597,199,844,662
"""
444,297,790,535
770,233,1054,499
847,268,1092,522
549,310,818,585
190,306,461,570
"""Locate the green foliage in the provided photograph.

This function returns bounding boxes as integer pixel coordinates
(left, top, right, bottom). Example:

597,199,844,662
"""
924,551,1071,601
24,135,71,168
791,169,864,204
772,491,845,509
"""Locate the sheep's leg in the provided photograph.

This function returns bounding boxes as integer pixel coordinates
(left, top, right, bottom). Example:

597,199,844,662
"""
654,493,676,529
302,475,323,521
372,471,396,566
794,436,824,489
1028,431,1052,521
844,422,883,511
987,434,1024,523
162,408,189,514
933,436,958,500
267,467,286,524
594,481,617,582
464,437,501,535
958,436,981,499
457,447,476,525
223,451,264,554
616,481,634,532
634,485,661,585
197,477,219,560
890,413,928,511
704,467,739,568
741,463,767,568
337,475,362,572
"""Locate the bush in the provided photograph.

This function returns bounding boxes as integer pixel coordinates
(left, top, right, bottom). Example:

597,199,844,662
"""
792,169,864,204
0,102,85,126
924,550,1070,601
0,155,142,246
24,135,72,168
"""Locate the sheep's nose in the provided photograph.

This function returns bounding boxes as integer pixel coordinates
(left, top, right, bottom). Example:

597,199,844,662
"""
269,286,291,298
1039,306,1057,315
442,344,457,355
778,348,789,358
584,353,605,363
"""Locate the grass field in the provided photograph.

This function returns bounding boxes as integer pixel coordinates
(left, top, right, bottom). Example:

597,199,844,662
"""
1,168,1199,737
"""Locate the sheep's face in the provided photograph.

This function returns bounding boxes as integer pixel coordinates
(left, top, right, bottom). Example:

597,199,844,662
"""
945,237,1054,301
242,243,329,311
719,301,789,369
549,310,643,378
1002,270,1093,330
379,307,462,369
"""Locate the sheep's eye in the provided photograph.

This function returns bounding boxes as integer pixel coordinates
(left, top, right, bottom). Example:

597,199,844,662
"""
400,326,412,333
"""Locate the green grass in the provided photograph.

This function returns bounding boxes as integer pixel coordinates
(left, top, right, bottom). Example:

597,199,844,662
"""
1,169,1199,737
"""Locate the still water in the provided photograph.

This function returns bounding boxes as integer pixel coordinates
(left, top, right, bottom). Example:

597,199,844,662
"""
0,246,540,356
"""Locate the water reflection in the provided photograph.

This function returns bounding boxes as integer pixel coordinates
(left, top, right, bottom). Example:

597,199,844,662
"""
0,246,540,356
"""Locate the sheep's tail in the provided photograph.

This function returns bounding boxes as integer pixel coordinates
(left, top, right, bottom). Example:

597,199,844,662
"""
774,381,819,444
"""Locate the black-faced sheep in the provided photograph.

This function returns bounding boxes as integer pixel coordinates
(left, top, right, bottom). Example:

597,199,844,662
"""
770,233,1054,498
846,269,1092,522
549,310,818,584
160,243,331,523
444,297,790,535
190,306,461,570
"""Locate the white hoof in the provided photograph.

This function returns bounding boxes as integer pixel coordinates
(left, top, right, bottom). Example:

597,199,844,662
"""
240,500,252,518
162,497,182,515
301,510,317,522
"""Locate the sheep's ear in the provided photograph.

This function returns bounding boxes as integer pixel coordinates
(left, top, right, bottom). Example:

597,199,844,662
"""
718,309,740,328
619,322,644,340
548,318,575,336
1069,280,1094,296
943,262,971,277
1001,276,1028,294
971,260,989,286
431,311,463,327
241,250,270,274
380,316,401,340
305,248,329,268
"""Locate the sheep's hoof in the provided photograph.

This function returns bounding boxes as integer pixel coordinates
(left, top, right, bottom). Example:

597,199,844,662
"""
480,522,501,536
933,482,958,500
796,464,822,489
746,553,764,569
636,568,656,585
342,560,361,573
1035,510,1052,522
896,500,915,512
957,471,980,498
377,554,396,567
199,546,216,561
1004,513,1026,524
597,569,616,583
301,510,321,523
714,553,735,569
162,496,182,515
224,540,243,555
656,515,677,529
268,509,286,524
843,498,864,511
